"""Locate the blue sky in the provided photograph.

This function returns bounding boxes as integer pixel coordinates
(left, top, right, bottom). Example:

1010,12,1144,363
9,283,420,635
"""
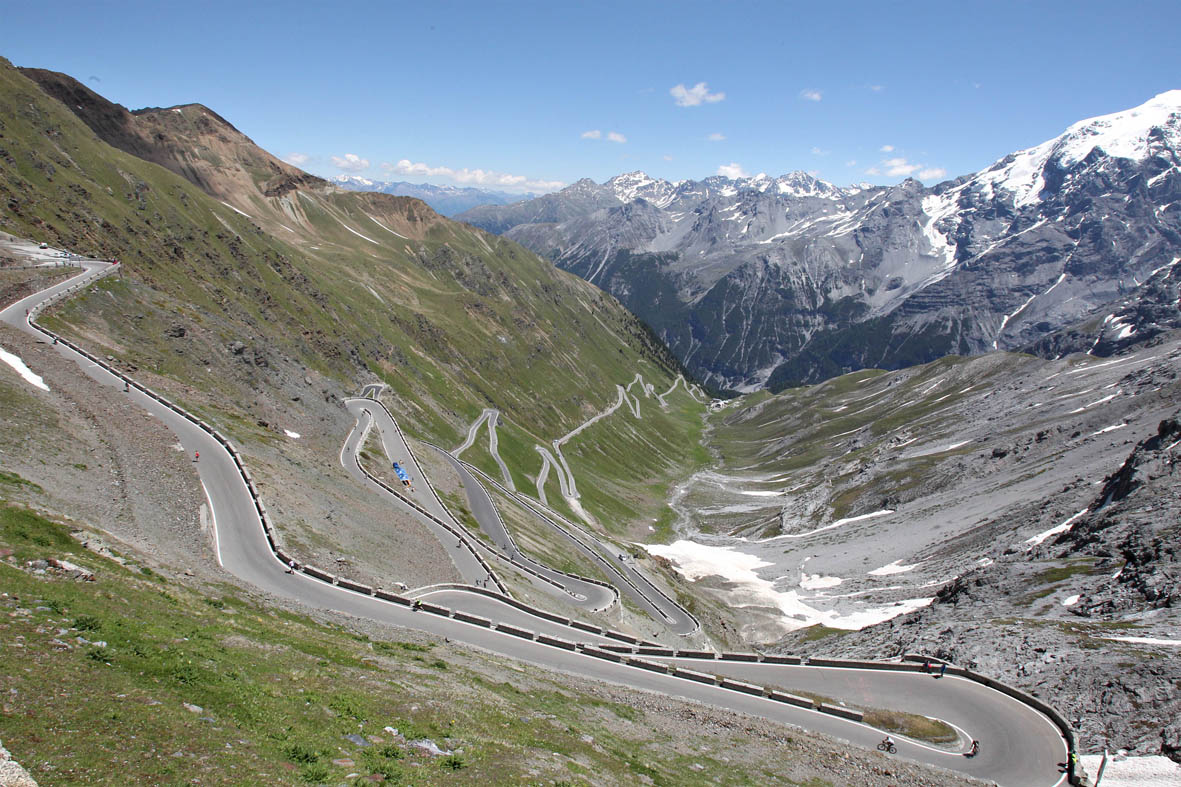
4,0,1179,194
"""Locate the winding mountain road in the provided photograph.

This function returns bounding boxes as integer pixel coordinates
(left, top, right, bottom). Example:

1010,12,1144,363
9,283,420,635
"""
0,254,1072,787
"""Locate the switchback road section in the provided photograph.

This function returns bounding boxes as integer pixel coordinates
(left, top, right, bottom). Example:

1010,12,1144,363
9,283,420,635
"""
0,252,1074,787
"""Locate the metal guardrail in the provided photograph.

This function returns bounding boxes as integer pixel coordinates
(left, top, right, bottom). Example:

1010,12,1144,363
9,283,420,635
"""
436,452,625,610
347,398,626,614
903,654,1082,785
26,263,1077,778
456,453,699,633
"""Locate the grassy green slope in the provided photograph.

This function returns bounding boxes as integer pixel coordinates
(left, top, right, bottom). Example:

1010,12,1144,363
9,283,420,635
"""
0,503,857,787
0,56,685,448
706,354,1036,530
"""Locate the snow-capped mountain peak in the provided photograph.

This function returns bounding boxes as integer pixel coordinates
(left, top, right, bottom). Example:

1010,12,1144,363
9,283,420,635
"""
460,89,1181,391
607,171,678,207
976,89,1181,207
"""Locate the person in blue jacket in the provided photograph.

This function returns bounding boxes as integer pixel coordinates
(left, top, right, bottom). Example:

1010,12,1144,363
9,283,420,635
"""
392,461,413,490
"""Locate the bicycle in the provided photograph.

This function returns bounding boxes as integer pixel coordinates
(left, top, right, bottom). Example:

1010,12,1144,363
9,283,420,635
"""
877,740,897,754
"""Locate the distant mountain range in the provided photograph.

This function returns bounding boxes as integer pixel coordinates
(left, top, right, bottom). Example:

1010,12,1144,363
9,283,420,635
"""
330,176,533,216
459,92,1181,391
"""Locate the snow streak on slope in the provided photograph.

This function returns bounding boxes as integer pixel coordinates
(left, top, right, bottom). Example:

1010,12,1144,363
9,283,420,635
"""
0,346,49,391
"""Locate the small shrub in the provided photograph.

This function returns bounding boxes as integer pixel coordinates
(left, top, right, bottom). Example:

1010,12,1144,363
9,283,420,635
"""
440,755,465,771
284,743,319,764
73,614,101,631
299,762,330,783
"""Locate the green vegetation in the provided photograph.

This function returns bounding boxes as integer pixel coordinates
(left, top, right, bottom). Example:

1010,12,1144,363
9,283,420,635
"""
0,53,691,472
0,469,43,493
1,504,853,785
863,709,958,744
798,625,855,642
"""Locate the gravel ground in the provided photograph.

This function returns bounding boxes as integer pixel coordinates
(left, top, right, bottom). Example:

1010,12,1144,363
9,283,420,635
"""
0,737,37,787
0,323,216,582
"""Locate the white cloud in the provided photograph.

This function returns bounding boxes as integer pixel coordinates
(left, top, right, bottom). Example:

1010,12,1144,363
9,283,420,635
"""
707,132,726,142
869,84,884,92
284,152,309,166
845,159,857,167
582,129,626,143
884,157,920,176
800,89,823,102
865,152,946,180
670,82,725,107
716,162,749,179
381,159,564,193
331,153,370,172
811,146,829,156
663,154,674,161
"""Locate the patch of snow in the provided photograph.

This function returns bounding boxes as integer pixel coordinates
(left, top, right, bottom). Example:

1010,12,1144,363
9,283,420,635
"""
1110,318,1137,340
1026,508,1089,546
919,194,956,268
0,346,49,391
800,573,843,590
1062,594,1080,607
763,509,894,541
366,213,408,239
645,539,931,631
1092,423,1127,436
737,489,783,497
337,218,379,244
219,201,252,219
284,429,301,439
1066,354,1148,375
993,289,1042,349
1069,391,1120,413
868,559,922,576
1079,754,1181,787
1100,636,1181,646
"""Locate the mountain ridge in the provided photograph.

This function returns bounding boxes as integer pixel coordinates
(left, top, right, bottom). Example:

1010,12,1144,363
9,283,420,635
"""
459,91,1181,391
330,175,536,216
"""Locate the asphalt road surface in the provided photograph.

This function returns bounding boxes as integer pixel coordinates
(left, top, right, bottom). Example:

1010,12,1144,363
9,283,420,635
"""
0,256,1070,787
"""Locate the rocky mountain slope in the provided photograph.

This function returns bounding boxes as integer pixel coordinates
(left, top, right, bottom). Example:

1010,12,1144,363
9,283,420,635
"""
459,92,1181,392
650,328,1181,762
0,57,701,604
4,60,686,441
330,175,533,216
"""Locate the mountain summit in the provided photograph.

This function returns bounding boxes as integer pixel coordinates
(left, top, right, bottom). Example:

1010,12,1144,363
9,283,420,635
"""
459,91,1181,391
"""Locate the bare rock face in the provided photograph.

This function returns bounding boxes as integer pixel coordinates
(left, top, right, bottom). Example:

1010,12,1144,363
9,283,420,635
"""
785,404,1181,761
